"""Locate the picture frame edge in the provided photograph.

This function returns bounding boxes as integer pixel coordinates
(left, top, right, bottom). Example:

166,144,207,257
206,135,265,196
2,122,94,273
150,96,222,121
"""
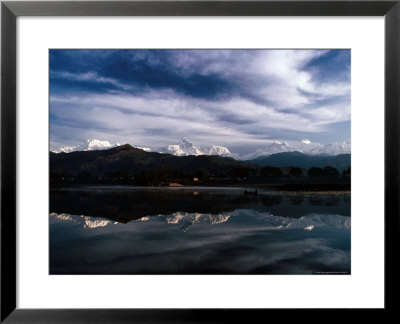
1,0,399,322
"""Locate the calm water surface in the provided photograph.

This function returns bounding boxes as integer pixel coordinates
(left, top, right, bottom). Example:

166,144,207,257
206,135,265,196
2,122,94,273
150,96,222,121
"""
50,187,350,274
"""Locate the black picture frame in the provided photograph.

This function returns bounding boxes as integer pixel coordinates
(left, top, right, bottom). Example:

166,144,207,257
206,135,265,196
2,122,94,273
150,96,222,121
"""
1,0,399,322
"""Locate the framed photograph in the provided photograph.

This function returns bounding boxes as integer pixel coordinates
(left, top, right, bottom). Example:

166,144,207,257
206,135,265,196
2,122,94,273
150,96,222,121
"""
1,0,399,321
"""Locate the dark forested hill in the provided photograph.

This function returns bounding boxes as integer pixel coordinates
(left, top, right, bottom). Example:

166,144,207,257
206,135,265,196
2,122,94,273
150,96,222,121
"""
50,144,256,176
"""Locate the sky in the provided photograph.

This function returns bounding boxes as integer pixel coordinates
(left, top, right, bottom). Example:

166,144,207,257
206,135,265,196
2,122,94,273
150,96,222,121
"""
49,49,351,155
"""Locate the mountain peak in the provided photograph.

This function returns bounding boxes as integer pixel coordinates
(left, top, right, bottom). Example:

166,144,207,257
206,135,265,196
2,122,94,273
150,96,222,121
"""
300,139,312,144
178,137,196,148
113,143,133,150
160,138,231,157
179,137,191,144
86,139,117,150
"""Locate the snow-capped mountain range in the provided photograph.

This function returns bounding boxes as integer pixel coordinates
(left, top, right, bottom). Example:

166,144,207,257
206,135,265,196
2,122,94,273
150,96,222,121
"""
159,137,231,157
52,139,121,153
52,138,350,158
242,139,351,160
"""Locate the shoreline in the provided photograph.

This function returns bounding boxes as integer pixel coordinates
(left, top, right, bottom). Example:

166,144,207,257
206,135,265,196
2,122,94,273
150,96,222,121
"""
50,183,350,195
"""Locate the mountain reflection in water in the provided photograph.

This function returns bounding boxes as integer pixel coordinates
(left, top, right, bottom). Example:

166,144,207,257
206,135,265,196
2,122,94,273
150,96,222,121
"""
50,187,350,275
50,187,350,223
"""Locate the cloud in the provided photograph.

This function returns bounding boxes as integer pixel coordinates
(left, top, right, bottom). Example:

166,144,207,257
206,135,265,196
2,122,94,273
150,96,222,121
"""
51,71,132,90
50,49,351,152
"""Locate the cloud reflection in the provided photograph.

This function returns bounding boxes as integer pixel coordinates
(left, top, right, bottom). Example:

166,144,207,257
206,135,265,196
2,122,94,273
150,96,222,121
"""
50,206,350,274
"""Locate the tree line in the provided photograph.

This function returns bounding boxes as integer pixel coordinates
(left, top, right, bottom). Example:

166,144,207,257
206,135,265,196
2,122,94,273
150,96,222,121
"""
50,165,351,185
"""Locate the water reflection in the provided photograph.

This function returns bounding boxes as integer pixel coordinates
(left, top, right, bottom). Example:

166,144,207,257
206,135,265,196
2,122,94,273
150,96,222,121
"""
50,187,350,223
50,211,350,232
50,187,350,275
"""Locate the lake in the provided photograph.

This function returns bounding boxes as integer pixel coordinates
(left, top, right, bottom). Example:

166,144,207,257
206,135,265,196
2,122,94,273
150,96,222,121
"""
49,186,350,274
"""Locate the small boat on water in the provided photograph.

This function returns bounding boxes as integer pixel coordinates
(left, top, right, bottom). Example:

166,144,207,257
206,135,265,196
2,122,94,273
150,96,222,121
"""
244,189,258,195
